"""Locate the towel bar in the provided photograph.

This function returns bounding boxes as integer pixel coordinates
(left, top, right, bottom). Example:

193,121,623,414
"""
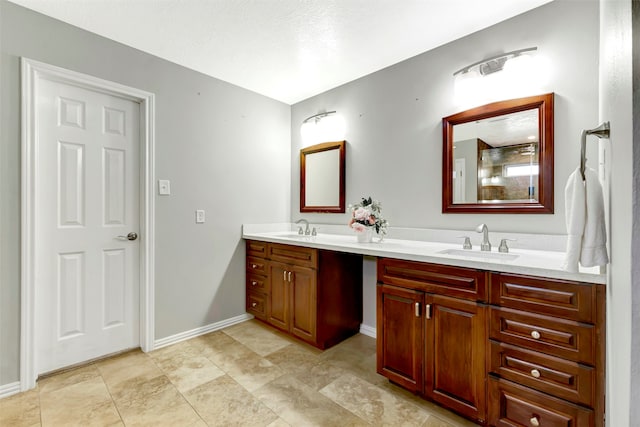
580,122,610,180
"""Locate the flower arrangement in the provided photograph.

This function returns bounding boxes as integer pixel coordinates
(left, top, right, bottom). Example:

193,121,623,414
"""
348,196,388,237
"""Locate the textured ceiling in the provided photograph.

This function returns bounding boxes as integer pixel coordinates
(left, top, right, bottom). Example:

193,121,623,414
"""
8,0,553,104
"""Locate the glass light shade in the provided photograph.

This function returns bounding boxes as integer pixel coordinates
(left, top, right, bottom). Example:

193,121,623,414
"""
300,121,317,146
454,69,482,106
300,113,346,146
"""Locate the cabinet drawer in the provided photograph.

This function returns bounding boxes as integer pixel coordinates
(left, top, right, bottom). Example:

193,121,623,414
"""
246,240,268,258
488,377,593,427
247,272,268,292
490,341,594,407
247,256,267,275
490,307,595,365
247,291,267,320
490,273,595,322
269,243,317,268
377,258,487,301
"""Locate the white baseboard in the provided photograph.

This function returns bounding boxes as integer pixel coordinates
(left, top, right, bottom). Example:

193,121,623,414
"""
153,314,252,350
359,324,376,339
0,381,21,400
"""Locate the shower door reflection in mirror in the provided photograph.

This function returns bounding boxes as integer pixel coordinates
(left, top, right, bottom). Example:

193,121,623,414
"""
453,109,539,203
443,93,554,214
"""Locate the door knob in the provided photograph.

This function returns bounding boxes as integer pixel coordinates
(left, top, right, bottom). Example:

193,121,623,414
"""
118,232,138,241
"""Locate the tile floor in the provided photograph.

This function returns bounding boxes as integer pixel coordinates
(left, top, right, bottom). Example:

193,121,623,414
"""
0,320,478,426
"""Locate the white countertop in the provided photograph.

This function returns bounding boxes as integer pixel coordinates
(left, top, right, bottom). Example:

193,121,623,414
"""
242,223,606,284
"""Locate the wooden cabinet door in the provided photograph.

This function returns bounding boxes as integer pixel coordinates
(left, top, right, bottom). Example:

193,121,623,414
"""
425,294,487,423
268,262,289,331
376,284,424,393
290,265,317,342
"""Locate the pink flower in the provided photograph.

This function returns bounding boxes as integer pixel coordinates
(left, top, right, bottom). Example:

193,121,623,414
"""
368,216,375,225
353,207,369,221
352,223,366,232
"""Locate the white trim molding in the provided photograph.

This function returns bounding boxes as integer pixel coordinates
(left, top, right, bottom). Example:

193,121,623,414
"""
20,58,156,391
154,314,252,350
0,382,21,400
359,324,377,339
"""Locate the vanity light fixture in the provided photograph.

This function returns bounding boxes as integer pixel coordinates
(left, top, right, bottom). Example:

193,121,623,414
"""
453,47,545,107
300,111,346,146
453,47,538,78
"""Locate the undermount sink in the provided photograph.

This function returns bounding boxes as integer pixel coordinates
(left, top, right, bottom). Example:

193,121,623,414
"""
270,232,309,239
437,248,519,261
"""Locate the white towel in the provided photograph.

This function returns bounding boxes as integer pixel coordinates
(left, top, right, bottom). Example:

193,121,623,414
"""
562,167,609,272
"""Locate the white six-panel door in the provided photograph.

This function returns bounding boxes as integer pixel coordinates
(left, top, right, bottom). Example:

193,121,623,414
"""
35,77,140,374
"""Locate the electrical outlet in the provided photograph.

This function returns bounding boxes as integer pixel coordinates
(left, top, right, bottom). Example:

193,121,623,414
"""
196,209,205,223
158,180,171,195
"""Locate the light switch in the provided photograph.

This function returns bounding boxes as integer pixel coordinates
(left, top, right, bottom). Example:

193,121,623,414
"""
158,180,171,195
196,209,205,223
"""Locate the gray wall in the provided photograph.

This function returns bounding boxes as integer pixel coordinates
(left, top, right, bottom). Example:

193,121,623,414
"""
0,1,291,386
290,0,599,235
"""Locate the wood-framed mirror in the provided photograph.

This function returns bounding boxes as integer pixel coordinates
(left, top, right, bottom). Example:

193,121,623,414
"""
300,140,346,213
442,93,554,214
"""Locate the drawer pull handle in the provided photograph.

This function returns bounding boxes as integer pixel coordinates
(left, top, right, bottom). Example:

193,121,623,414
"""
531,330,541,339
251,281,257,286
530,369,541,378
252,264,257,269
415,302,420,317
288,271,292,282
530,416,540,427
252,302,257,308
284,271,287,281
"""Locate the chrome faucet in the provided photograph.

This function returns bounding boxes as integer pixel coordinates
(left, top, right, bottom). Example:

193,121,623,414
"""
295,219,311,235
476,223,491,251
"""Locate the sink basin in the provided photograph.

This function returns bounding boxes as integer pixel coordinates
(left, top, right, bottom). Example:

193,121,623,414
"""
438,248,519,261
270,232,310,239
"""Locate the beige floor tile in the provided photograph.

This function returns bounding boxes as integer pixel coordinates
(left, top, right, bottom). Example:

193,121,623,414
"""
290,358,349,391
110,375,201,426
423,414,464,427
320,372,430,426
153,352,226,393
379,381,478,427
322,344,387,386
184,374,278,427
188,330,238,357
96,350,163,394
265,343,322,375
39,376,122,426
266,418,292,427
38,364,101,395
222,320,292,356
253,374,369,427
149,340,201,361
221,352,285,393
203,339,285,392
0,388,41,427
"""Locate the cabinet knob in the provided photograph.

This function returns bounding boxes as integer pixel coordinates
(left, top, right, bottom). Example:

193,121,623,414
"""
530,369,541,378
530,416,540,426
252,264,257,269
252,302,257,308
251,281,257,286
531,330,541,339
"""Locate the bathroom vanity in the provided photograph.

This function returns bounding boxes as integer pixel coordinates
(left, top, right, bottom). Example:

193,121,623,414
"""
243,227,605,426
246,239,363,349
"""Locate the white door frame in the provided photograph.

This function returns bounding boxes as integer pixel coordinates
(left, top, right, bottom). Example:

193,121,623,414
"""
20,58,156,390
